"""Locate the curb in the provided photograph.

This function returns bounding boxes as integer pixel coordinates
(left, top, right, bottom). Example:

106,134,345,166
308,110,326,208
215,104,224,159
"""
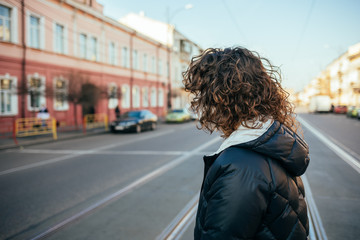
0,130,109,151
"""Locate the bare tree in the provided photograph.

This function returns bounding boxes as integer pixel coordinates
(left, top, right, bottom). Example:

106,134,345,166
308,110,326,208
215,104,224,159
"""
66,71,88,128
66,70,107,128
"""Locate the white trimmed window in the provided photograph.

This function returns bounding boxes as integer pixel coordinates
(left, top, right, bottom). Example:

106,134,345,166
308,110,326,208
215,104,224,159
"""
109,41,116,65
27,73,46,111
132,85,140,108
29,15,39,48
151,87,157,107
79,33,87,59
53,77,68,111
122,47,129,68
121,84,130,108
0,3,18,43
0,74,18,115
151,56,156,74
158,59,162,75
158,88,164,107
54,23,66,54
27,12,44,49
132,50,138,70
89,36,97,61
143,53,148,72
108,83,118,109
142,87,149,107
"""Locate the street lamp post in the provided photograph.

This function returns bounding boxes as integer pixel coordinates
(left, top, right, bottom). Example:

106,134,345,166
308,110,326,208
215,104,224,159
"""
165,4,193,110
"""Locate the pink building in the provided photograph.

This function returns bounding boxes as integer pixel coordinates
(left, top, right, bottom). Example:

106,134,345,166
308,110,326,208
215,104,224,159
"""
0,0,170,134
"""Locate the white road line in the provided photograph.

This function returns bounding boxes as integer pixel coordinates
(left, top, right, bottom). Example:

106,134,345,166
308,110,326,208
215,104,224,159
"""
302,175,328,240
320,131,360,161
172,212,196,240
30,137,220,240
93,129,176,151
156,193,199,240
298,116,360,174
11,149,214,156
0,129,175,176
11,149,186,155
0,154,82,177
158,176,327,240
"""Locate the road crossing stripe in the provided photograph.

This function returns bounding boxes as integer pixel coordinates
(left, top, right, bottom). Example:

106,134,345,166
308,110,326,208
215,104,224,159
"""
10,149,213,156
0,129,175,176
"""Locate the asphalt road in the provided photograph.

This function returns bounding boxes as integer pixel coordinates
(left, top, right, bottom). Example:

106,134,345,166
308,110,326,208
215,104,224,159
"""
0,122,221,240
298,113,360,240
0,113,359,240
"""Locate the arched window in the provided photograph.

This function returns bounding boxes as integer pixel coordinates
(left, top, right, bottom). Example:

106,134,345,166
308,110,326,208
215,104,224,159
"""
27,73,46,111
151,87,157,107
158,88,164,107
143,53,148,72
53,77,69,111
132,85,140,108
121,84,130,108
142,87,149,107
108,83,118,109
158,59,162,75
122,47,129,68
0,73,18,115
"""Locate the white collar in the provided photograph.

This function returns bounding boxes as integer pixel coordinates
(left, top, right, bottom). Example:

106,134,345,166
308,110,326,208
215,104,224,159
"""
209,118,274,156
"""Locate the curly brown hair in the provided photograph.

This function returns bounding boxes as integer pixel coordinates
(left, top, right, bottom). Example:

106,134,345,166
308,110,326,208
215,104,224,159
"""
183,47,297,138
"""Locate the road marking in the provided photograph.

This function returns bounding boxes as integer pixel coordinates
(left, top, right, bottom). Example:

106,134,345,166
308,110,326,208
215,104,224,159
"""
0,129,175,176
74,129,176,152
298,116,360,174
302,175,328,240
156,193,199,240
319,131,360,162
11,149,213,156
29,137,220,240
0,153,82,176
11,149,185,155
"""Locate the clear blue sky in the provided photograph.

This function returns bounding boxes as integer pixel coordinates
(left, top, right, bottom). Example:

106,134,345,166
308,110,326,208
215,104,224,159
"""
97,0,360,92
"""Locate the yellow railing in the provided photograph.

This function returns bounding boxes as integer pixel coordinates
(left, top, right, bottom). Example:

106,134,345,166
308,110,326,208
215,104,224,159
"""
83,113,108,133
14,117,57,140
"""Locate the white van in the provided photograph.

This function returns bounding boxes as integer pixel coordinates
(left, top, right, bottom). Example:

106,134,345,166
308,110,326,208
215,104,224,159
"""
308,95,332,113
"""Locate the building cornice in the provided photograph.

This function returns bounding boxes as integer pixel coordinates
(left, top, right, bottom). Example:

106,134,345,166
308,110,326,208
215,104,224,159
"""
36,0,167,49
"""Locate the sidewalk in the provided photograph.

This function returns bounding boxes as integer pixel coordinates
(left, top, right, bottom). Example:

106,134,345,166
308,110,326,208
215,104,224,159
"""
0,128,108,151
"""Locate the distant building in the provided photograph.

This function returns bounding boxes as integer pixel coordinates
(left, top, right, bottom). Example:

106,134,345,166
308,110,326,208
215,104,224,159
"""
298,42,360,107
0,0,170,134
120,12,203,110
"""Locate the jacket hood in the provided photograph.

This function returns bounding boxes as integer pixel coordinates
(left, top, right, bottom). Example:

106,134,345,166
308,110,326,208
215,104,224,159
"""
209,120,310,176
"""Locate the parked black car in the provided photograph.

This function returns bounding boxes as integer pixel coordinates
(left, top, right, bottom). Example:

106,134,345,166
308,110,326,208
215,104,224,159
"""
110,110,158,133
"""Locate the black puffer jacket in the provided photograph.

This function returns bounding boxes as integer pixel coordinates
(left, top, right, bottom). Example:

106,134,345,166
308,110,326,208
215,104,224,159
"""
195,121,310,240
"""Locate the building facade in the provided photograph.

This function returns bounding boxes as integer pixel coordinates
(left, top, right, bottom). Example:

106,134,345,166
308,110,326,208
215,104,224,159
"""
120,12,203,110
0,0,170,134
171,29,202,109
296,42,360,107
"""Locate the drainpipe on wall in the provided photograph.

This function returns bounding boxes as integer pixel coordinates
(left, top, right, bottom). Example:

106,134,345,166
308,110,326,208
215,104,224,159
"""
167,45,172,110
129,32,134,110
156,44,160,117
21,0,26,118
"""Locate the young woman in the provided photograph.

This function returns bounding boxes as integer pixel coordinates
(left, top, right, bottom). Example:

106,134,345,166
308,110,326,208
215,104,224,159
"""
183,47,310,240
